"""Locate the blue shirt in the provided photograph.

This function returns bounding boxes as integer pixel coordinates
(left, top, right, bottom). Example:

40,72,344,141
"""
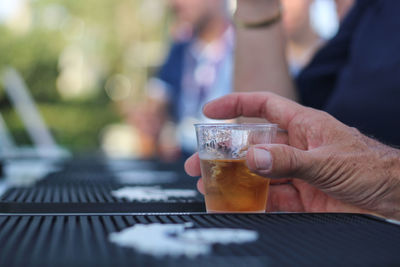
155,29,234,153
297,0,400,146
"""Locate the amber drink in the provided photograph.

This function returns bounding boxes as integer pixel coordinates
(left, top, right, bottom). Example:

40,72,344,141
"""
200,158,270,212
195,123,277,213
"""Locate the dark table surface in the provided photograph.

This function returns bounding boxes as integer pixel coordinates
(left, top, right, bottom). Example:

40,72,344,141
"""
0,157,400,266
0,213,399,267
0,157,205,213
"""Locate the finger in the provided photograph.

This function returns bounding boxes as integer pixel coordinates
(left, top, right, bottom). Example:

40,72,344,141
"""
197,178,205,195
184,153,201,177
266,183,304,212
270,178,292,185
246,144,313,179
275,129,288,144
203,92,306,129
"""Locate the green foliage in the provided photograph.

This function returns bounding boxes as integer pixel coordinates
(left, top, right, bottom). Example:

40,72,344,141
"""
0,27,63,102
0,0,169,152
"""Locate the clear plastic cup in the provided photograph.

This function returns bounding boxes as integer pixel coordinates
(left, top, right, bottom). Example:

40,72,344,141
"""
195,123,277,213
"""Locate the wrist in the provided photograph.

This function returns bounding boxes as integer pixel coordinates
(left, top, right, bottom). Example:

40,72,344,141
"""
378,148,400,220
236,0,281,22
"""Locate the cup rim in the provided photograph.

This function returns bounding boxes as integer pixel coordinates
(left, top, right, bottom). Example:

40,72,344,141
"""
194,123,278,128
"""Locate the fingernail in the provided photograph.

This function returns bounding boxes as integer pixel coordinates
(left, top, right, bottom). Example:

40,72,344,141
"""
253,148,272,171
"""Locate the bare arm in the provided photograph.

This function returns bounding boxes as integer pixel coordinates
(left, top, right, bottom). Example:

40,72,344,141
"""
234,0,297,100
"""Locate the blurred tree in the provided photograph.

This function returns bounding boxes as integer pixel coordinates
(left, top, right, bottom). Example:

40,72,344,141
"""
0,0,169,152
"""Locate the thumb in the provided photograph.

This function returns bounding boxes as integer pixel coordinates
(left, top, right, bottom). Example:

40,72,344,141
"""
246,144,313,179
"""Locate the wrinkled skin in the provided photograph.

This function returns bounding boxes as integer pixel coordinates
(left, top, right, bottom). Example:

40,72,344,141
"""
185,93,400,220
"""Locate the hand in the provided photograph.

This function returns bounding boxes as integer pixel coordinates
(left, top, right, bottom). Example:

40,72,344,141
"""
185,92,400,220
127,98,167,140
122,98,168,158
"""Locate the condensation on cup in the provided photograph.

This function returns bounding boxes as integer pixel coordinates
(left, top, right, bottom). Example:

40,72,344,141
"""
195,123,277,213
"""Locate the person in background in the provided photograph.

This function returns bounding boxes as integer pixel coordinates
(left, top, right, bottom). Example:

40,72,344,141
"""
130,0,233,160
233,0,400,147
334,0,355,21
281,0,323,77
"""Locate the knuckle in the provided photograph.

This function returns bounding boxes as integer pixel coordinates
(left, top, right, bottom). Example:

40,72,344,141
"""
275,146,302,176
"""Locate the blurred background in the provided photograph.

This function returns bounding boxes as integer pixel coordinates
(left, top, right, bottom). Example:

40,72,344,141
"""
0,0,346,159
